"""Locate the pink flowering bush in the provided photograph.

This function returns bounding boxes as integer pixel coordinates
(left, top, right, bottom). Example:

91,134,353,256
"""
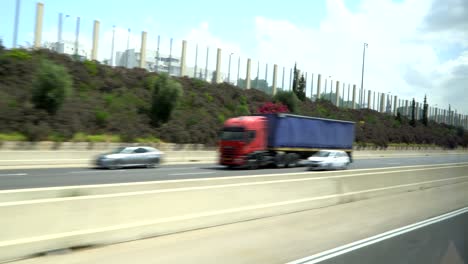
256,102,289,114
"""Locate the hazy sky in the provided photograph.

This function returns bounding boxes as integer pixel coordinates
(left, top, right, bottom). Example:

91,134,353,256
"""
1,0,467,114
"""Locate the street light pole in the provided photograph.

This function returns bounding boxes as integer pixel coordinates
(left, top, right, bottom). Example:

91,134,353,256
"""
360,43,368,106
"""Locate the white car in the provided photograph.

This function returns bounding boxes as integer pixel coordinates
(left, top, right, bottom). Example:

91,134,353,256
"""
95,146,164,169
307,150,350,170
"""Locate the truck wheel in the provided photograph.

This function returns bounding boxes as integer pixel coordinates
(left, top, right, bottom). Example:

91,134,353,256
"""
274,153,286,168
286,153,298,168
247,159,259,170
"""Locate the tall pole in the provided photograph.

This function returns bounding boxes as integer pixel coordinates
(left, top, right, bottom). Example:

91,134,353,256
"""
155,35,160,73
282,67,285,90
168,38,173,75
204,47,209,81
194,44,198,78
91,20,100,61
13,0,21,48
360,43,368,106
228,53,232,83
236,56,240,86
74,16,80,57
58,12,62,44
33,2,44,49
256,61,260,89
126,28,130,68
110,25,115,66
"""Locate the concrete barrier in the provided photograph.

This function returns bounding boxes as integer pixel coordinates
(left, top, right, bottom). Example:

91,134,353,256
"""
0,164,467,262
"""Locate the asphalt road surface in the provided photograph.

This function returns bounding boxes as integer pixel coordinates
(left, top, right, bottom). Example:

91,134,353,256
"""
0,154,467,190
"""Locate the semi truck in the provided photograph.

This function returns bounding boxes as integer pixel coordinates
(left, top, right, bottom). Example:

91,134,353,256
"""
219,113,355,169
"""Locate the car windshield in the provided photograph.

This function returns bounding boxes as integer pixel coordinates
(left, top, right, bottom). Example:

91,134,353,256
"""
313,151,331,157
111,147,134,154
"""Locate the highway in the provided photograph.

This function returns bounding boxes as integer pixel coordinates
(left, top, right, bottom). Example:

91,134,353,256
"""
0,154,468,190
12,170,468,264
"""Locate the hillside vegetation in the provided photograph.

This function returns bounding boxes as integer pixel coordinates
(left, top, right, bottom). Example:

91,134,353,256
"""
0,46,466,148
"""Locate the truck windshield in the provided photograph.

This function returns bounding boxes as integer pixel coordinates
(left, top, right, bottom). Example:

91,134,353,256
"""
220,127,245,141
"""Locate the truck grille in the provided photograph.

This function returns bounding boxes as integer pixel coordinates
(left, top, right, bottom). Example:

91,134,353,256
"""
222,147,235,158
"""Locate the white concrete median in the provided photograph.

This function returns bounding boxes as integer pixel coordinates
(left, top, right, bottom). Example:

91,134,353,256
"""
0,164,467,262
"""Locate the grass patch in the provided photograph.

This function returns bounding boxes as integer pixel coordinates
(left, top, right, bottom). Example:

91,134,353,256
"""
71,133,121,143
0,132,27,141
135,136,161,143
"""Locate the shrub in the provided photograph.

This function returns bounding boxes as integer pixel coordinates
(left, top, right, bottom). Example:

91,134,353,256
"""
217,113,225,123
48,133,66,142
83,60,98,76
273,91,299,113
71,132,88,142
235,104,250,116
204,92,214,102
150,74,183,125
32,59,72,114
95,110,110,127
192,79,206,89
71,133,121,142
1,49,32,60
135,136,161,143
144,75,158,90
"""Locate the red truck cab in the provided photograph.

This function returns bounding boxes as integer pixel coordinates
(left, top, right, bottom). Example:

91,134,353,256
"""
219,116,267,166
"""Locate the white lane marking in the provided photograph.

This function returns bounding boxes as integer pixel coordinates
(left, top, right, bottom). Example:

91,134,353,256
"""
0,173,28,177
287,206,468,264
158,167,199,171
169,172,216,176
0,159,89,162
67,167,199,174
2,180,468,247
68,170,126,174
1,162,467,194
2,166,468,206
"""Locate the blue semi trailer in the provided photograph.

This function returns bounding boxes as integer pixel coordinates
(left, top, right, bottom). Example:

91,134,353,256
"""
219,113,355,169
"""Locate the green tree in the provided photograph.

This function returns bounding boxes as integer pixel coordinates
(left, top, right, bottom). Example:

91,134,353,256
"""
292,63,306,101
422,95,428,126
410,98,416,127
150,73,183,125
274,91,299,113
32,59,72,114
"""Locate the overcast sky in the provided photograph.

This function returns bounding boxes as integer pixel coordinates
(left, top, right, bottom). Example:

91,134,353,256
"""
1,0,467,114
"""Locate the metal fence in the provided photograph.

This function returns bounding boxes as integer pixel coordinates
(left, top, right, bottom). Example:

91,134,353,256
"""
3,1,468,129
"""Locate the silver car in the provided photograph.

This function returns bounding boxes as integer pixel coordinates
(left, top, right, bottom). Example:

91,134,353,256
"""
307,150,351,170
95,146,163,169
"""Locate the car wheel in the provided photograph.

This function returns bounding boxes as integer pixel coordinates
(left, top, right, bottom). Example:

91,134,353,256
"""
343,162,350,170
109,160,123,170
